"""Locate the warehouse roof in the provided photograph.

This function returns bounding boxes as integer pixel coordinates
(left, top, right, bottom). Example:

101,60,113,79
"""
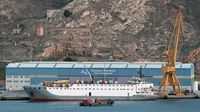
6,61,193,69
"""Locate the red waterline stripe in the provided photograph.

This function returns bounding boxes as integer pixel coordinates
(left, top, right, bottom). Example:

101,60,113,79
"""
31,98,107,102
31,98,82,102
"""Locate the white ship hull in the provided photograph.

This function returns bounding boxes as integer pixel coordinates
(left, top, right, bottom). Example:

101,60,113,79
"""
24,82,156,101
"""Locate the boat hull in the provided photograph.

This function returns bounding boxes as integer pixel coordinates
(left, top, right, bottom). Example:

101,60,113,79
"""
24,86,157,102
79,99,114,106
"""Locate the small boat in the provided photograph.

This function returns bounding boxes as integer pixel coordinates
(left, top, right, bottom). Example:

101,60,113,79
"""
79,99,114,106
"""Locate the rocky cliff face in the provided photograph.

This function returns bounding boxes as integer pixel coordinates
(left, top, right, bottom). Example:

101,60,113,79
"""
42,0,199,61
0,0,200,64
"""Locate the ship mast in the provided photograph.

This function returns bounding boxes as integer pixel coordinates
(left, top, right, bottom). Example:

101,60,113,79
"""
84,65,93,83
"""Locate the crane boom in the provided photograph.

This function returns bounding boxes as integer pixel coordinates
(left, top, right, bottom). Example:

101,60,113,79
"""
158,11,184,96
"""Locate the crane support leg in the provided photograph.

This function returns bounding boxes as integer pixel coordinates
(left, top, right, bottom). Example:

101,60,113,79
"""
158,72,182,96
173,85,176,94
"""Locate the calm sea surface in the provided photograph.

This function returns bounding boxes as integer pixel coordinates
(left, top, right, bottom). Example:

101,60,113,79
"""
0,99,199,112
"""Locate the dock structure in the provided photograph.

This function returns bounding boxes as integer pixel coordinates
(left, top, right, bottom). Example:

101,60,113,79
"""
0,92,200,100
0,91,29,100
0,96,29,100
157,95,200,99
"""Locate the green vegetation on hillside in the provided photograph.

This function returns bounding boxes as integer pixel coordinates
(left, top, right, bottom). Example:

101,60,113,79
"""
0,62,6,80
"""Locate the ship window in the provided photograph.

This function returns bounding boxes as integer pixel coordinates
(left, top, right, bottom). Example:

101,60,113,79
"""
14,80,18,83
131,89,133,90
7,76,12,78
89,88,91,90
49,88,51,89
109,88,111,90
73,88,75,90
104,88,107,90
109,85,111,86
85,88,87,90
77,88,79,90
127,89,129,90
25,76,29,78
6,80,12,83
81,88,83,90
77,84,79,86
112,88,115,90
97,88,99,90
85,84,87,86
93,88,95,90
38,87,41,89
120,88,123,90
14,76,18,78
93,84,95,86
101,88,103,90
116,89,119,90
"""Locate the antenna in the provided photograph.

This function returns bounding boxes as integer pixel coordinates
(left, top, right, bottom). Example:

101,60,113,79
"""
138,65,144,78
103,62,106,82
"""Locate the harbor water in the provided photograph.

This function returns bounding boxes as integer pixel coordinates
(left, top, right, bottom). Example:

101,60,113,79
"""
0,99,200,112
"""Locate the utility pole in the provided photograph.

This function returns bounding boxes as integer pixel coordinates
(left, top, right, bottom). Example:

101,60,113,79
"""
3,35,5,61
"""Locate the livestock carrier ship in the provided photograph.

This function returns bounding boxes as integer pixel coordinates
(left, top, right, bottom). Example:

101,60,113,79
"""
24,77,156,101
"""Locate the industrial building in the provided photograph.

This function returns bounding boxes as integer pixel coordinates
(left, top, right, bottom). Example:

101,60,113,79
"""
6,62,195,91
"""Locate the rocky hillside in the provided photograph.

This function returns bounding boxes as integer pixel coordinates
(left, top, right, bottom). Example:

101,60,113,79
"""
0,0,200,78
